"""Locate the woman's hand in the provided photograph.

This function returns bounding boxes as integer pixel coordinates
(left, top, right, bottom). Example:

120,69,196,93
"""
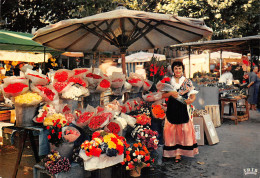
170,91,179,98
184,98,193,105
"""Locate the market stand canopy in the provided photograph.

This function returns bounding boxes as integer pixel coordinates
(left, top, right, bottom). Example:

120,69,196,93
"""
0,30,59,53
171,35,260,54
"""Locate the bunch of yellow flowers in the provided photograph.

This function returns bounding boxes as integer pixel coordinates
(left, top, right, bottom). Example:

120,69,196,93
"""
15,92,42,104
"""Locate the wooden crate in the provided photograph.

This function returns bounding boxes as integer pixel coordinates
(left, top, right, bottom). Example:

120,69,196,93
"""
0,110,11,121
205,105,221,127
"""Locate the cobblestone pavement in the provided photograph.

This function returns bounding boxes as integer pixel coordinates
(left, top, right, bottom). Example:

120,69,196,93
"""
0,110,259,178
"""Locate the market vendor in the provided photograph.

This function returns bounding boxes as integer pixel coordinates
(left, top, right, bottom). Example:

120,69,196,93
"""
162,61,198,163
248,66,258,110
219,66,234,85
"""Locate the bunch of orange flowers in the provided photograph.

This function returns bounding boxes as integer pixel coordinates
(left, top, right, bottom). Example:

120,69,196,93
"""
151,104,166,119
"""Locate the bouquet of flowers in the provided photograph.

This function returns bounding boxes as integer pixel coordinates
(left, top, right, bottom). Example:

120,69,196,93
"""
2,77,29,98
135,114,151,126
143,80,153,91
121,142,154,170
111,72,126,89
54,69,73,82
81,131,127,157
72,68,89,77
31,84,58,103
96,78,111,93
25,69,50,86
44,151,71,175
14,92,42,106
61,84,89,100
128,73,144,93
68,76,88,88
151,103,166,119
131,125,159,151
156,77,174,92
145,55,168,87
88,111,113,130
34,104,56,123
142,91,162,102
63,126,81,143
75,105,95,128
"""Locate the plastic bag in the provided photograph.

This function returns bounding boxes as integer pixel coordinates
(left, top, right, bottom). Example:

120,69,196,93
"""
25,69,50,85
142,92,162,102
54,69,73,82
111,72,126,89
143,80,153,91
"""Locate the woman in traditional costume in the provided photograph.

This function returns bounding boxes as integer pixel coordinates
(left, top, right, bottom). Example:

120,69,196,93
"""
162,61,198,162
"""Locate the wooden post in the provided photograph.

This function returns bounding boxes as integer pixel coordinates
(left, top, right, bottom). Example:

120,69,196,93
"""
220,49,222,76
188,46,191,78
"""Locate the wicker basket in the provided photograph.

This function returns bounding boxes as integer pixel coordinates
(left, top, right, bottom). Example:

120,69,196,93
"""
0,110,11,121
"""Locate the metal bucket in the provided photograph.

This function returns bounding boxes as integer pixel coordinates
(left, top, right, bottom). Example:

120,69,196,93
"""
15,104,38,127
83,93,101,108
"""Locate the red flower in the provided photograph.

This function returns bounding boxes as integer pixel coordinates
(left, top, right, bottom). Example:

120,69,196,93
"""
54,71,69,82
146,163,150,167
68,77,87,87
74,69,88,75
128,78,141,84
46,126,50,130
128,164,135,169
53,82,70,93
52,129,55,134
47,135,51,139
57,124,62,129
4,83,28,94
99,79,111,88
121,162,125,165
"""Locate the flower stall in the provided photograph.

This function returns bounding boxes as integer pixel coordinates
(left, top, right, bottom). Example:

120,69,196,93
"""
1,64,168,177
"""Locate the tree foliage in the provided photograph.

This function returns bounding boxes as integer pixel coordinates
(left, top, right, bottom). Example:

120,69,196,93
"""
1,0,259,39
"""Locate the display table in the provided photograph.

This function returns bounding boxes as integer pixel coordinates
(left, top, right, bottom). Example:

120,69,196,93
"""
220,97,249,125
2,125,48,178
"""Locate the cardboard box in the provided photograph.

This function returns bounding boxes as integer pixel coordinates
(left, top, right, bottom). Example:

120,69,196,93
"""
203,114,219,145
193,117,204,145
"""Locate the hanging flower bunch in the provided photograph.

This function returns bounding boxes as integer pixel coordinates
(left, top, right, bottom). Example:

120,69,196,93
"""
44,151,71,175
151,103,166,119
50,57,58,67
145,55,168,86
131,125,159,151
121,142,154,170
135,114,151,126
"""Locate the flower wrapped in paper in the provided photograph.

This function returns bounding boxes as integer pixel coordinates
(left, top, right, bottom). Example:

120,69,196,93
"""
79,131,127,170
84,69,104,92
54,69,73,82
14,92,43,126
151,101,166,120
34,104,56,123
43,113,67,127
75,105,96,128
143,80,153,91
111,72,126,89
96,78,111,93
25,69,50,85
68,76,89,88
105,100,121,115
72,68,89,77
31,84,59,103
104,120,123,135
135,114,151,126
61,84,89,101
156,77,174,92
63,126,81,143
128,73,144,93
142,91,162,102
3,77,29,98
120,113,136,128
131,125,159,151
88,111,113,131
53,81,74,93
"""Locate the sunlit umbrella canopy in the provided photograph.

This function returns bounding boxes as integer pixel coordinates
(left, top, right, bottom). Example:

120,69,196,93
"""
118,51,165,63
33,5,213,74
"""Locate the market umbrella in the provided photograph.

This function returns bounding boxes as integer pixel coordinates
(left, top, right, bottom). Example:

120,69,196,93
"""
32,5,213,74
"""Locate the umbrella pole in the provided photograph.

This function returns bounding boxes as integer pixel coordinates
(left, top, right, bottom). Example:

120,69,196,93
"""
220,49,222,76
43,47,46,74
120,50,127,75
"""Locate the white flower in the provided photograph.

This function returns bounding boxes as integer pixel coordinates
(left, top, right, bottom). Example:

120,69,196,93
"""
154,139,159,145
137,155,142,160
145,134,148,137
152,136,156,139
133,153,136,156
141,132,144,136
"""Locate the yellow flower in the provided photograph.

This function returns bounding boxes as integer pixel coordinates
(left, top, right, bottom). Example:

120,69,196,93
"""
15,92,42,104
107,141,117,149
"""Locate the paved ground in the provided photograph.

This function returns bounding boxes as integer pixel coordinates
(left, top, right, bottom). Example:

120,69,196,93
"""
0,110,259,178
